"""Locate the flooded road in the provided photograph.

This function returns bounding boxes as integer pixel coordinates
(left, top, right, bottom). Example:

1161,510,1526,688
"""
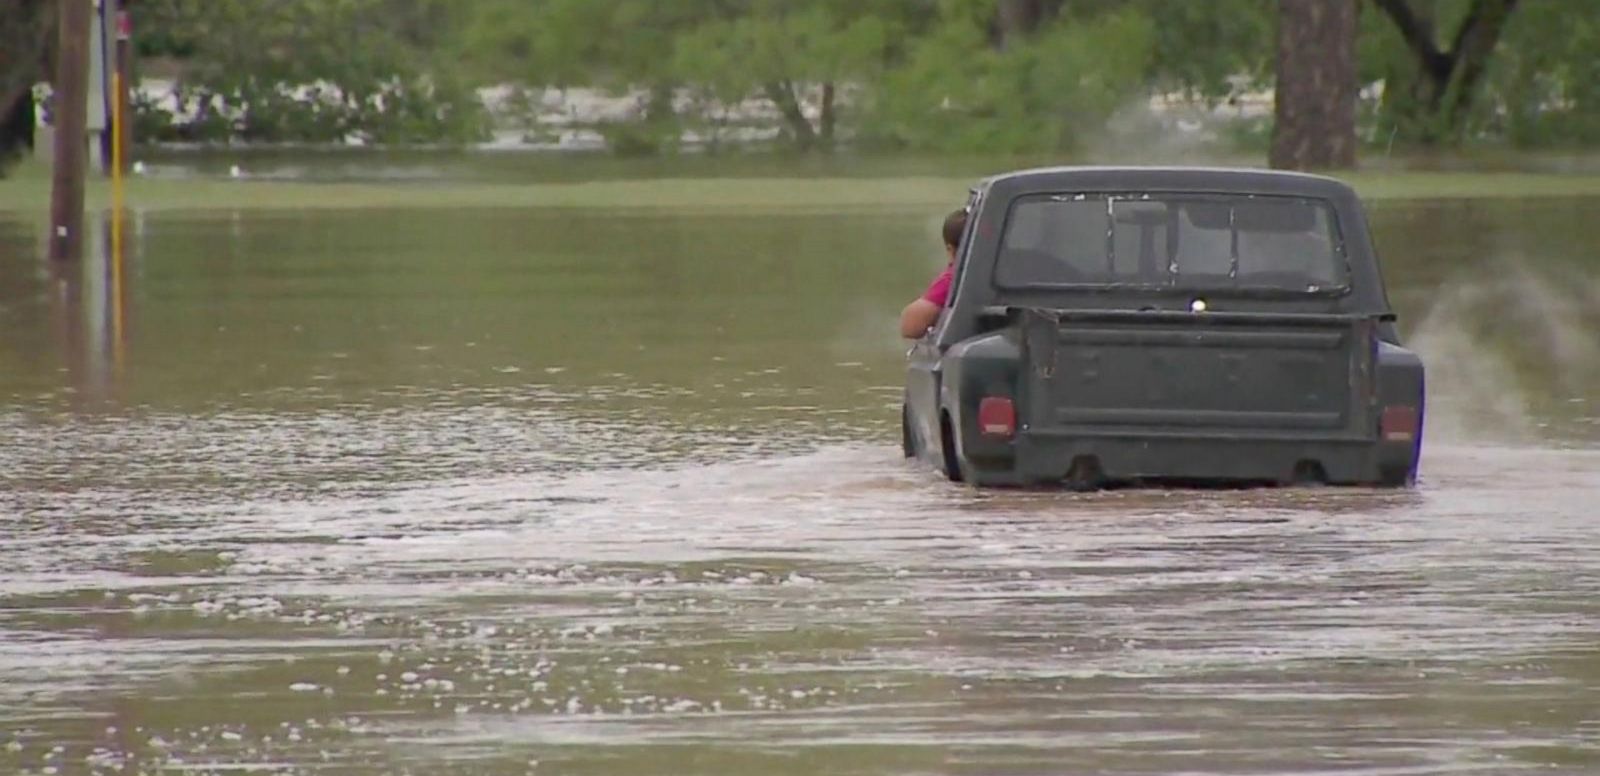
1,194,1598,774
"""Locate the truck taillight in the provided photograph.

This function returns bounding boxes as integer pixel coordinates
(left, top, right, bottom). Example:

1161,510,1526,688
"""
1381,406,1419,442
978,397,1016,439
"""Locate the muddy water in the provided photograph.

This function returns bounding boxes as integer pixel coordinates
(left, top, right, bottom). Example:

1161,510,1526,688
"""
0,195,1597,775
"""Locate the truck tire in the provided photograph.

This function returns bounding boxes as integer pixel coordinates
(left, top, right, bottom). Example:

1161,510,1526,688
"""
901,405,916,458
939,412,964,483
1377,464,1416,488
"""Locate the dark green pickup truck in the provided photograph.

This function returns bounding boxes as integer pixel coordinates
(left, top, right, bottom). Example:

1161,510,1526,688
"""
902,166,1425,489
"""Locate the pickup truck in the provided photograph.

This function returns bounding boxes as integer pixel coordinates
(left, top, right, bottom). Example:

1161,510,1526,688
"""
902,166,1425,489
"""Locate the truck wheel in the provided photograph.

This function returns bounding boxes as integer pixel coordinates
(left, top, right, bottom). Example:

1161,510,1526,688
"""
939,412,964,483
1063,455,1103,492
901,405,916,458
1377,464,1416,488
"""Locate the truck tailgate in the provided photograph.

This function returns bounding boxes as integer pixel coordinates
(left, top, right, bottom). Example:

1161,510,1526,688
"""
1019,308,1375,440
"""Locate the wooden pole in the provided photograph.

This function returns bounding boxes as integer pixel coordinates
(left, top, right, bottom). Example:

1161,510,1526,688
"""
50,0,92,261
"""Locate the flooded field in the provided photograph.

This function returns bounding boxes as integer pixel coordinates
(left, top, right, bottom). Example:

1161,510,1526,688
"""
1,188,1598,774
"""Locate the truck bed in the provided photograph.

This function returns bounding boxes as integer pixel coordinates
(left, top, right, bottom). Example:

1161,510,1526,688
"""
1018,308,1377,442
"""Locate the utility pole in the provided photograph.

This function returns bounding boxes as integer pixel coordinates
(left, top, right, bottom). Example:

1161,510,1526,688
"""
50,0,92,261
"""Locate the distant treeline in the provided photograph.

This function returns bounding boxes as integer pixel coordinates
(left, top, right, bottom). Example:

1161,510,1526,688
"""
2,0,1597,162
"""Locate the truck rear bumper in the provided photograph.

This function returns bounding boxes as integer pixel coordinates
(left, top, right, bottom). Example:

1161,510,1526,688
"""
992,430,1416,487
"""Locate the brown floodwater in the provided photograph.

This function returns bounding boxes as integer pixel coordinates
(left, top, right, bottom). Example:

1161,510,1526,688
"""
0,188,1597,775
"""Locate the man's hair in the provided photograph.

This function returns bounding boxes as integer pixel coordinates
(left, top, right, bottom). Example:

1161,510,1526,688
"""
942,208,968,249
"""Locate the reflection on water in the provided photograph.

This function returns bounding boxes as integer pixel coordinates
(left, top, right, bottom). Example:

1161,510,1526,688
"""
0,215,133,408
0,196,1597,774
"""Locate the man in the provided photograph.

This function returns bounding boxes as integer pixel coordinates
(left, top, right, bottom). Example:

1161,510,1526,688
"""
899,207,968,339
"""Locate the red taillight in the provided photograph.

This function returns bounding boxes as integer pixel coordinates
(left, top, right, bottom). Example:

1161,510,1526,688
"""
1381,406,1419,441
978,397,1016,439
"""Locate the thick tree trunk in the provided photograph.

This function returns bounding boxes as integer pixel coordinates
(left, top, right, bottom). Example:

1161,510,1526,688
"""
1371,0,1521,145
1270,0,1358,170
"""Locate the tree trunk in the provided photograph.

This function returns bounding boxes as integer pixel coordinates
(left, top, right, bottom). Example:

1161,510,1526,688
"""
818,82,836,150
995,0,1042,49
1270,0,1359,170
1371,0,1521,145
991,0,1065,50
763,81,817,151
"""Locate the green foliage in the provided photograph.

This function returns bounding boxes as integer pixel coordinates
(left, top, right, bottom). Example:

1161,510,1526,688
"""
110,0,1600,153
1068,0,1273,100
460,0,732,154
672,6,893,103
135,0,487,145
672,2,899,149
864,1,1155,153
1484,2,1600,147
457,0,1167,154
463,0,722,89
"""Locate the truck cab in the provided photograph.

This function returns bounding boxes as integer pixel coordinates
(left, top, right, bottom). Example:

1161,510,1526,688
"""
902,166,1425,489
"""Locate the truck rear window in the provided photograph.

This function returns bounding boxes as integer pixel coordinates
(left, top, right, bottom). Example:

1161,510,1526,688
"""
994,193,1349,293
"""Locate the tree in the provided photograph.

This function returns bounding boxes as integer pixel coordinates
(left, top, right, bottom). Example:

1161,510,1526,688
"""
673,1,899,151
461,0,731,153
461,0,919,154
1270,0,1358,170
1121,0,1275,101
867,2,1154,153
132,0,486,144
1369,0,1520,145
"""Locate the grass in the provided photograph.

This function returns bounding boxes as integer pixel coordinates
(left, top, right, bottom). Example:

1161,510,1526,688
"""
5,155,1600,215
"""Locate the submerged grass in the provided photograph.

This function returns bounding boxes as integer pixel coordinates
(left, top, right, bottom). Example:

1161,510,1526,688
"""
4,156,1600,215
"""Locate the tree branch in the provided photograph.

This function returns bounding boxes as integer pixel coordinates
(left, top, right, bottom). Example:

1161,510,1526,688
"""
1443,0,1521,126
1369,0,1452,80
763,80,816,150
1447,0,1520,59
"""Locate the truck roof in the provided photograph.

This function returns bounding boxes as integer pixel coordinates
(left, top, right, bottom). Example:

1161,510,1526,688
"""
934,165,1393,347
975,165,1355,199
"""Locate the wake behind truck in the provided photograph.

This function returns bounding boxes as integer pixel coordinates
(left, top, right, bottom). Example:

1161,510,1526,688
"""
902,166,1425,489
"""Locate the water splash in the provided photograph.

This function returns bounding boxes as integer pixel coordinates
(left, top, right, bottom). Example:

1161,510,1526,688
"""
1408,256,1600,445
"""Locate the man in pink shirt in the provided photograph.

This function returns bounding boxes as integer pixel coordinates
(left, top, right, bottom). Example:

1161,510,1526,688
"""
899,208,968,339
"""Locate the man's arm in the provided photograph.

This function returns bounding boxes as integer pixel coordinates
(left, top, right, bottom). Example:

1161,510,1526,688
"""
899,298,941,339
902,262,953,339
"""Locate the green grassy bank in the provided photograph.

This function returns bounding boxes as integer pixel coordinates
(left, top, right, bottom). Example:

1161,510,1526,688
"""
5,159,1600,215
